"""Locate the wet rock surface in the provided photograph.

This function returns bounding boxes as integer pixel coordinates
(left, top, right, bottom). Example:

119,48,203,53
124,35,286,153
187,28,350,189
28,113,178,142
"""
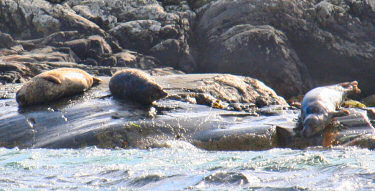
1,74,375,150
0,74,289,150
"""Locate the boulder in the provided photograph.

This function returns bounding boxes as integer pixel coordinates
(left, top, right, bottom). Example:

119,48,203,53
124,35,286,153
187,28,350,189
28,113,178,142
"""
109,20,164,53
195,23,312,98
62,35,112,61
114,50,161,69
0,0,105,39
194,0,313,98
0,31,14,49
155,73,287,106
67,0,197,72
194,0,375,97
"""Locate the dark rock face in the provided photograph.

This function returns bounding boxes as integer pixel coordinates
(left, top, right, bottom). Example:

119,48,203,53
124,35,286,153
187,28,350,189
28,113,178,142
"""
288,0,375,97
195,24,312,98
68,0,197,72
0,0,105,39
0,31,14,49
194,0,313,98
0,0,196,76
193,0,375,97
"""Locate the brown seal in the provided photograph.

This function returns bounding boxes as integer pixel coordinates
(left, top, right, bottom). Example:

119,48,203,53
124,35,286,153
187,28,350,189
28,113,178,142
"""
16,68,101,106
300,81,361,137
109,69,167,105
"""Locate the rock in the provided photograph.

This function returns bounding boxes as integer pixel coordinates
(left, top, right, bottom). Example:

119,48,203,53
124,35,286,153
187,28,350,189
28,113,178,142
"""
0,41,179,83
47,0,65,3
65,0,197,72
149,38,196,71
1,0,374,99
1,46,79,64
17,31,123,62
114,51,161,69
0,0,197,73
344,135,375,150
193,125,277,151
0,62,37,84
109,20,163,53
362,95,375,107
155,73,287,106
0,0,105,39
16,31,82,50
187,0,216,10
194,23,312,98
194,0,375,97
0,31,14,49
62,35,112,61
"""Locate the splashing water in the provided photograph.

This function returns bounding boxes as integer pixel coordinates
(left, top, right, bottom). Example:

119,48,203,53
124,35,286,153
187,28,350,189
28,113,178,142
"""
0,142,375,190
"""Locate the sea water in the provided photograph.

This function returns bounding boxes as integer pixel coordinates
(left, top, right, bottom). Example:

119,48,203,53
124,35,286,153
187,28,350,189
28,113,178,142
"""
0,141,375,190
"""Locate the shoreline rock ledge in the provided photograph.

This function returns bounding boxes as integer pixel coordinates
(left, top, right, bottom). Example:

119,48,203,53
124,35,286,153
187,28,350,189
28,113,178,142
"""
0,72,288,150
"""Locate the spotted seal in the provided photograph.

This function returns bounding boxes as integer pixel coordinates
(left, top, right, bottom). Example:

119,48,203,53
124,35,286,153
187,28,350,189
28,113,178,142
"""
300,81,361,137
109,69,168,105
16,68,101,106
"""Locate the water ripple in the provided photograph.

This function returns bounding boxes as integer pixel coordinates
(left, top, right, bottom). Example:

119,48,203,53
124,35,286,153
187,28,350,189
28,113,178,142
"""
0,147,374,190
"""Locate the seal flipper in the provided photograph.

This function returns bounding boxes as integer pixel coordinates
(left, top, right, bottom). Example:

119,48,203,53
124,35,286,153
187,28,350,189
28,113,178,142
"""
41,75,62,84
328,109,350,118
92,76,102,84
92,76,102,86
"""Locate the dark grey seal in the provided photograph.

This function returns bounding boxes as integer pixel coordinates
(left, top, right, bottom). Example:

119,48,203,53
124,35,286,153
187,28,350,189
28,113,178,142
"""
109,69,167,105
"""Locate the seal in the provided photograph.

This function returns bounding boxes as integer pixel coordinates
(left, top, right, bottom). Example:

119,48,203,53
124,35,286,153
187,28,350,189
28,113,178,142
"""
16,68,101,107
109,69,168,105
300,81,361,137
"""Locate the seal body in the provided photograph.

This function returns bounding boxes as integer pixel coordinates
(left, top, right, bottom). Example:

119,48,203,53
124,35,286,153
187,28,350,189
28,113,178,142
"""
16,68,101,106
109,69,168,105
301,81,360,137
